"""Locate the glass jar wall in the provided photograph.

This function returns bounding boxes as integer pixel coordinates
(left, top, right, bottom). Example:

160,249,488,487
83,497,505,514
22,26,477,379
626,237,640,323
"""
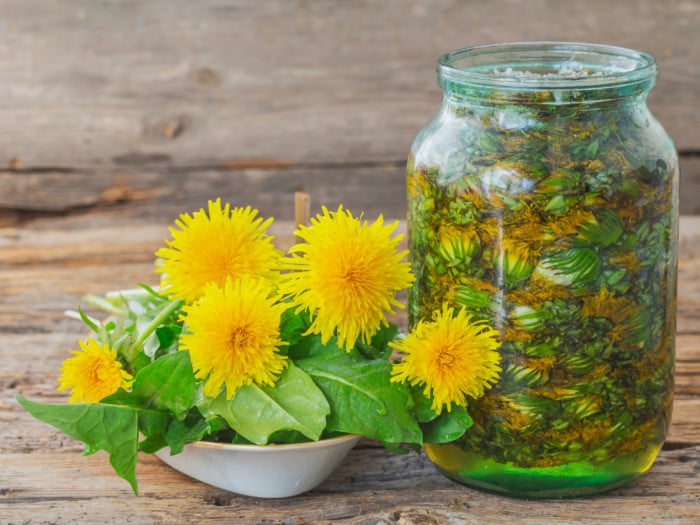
407,43,678,497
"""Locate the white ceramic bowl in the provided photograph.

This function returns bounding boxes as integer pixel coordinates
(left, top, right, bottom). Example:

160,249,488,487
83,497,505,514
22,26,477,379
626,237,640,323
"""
155,434,361,498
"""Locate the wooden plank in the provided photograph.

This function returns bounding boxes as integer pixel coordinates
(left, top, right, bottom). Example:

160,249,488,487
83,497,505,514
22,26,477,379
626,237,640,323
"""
1,446,699,524
0,0,696,171
680,156,700,215
2,157,698,223
0,164,409,223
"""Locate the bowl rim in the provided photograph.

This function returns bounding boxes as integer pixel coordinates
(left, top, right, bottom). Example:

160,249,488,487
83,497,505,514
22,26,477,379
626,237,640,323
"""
179,433,361,453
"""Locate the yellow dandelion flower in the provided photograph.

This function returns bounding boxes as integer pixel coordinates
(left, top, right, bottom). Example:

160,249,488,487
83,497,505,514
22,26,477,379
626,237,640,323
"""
279,206,414,351
180,276,287,399
57,339,133,403
155,198,282,303
390,304,502,414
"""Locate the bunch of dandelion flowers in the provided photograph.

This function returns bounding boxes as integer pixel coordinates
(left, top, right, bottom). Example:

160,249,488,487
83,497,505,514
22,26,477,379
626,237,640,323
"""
390,304,502,414
155,198,282,303
57,339,133,403
279,206,414,351
179,276,288,399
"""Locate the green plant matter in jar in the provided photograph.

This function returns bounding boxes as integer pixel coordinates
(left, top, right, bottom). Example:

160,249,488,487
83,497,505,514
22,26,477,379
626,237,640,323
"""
407,43,678,497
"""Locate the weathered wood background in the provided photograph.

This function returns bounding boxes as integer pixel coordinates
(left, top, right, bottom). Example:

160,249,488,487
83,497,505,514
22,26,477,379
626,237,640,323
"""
1,2,699,523
0,0,698,224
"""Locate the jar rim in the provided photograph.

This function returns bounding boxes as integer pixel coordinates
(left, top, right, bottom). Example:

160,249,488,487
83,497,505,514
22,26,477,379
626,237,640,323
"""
438,42,656,93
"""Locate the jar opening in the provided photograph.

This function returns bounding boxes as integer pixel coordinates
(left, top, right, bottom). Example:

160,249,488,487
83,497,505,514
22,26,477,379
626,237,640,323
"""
438,42,656,101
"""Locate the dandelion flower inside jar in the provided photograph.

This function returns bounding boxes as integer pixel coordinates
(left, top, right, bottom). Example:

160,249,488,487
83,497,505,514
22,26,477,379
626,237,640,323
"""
407,42,678,497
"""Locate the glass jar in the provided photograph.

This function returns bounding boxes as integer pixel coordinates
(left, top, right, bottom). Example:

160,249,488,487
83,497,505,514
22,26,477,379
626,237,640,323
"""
407,42,678,498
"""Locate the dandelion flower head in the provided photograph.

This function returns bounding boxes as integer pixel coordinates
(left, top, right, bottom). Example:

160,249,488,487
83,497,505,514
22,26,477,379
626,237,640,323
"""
180,276,288,399
57,339,133,403
279,206,414,351
156,198,281,303
390,304,501,414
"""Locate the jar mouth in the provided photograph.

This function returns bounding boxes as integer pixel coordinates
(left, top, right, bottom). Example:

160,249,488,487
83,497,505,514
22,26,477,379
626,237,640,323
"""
438,42,656,94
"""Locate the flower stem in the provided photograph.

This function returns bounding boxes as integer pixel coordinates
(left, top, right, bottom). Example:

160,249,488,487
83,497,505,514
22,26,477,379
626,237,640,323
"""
82,293,128,317
124,298,183,367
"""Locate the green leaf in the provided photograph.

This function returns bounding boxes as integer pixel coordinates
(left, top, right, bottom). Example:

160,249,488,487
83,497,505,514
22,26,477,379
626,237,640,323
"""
143,331,161,359
421,405,473,443
131,351,196,413
279,306,308,347
164,415,210,454
624,310,653,347
267,429,311,444
77,306,100,333
105,352,196,415
544,194,572,213
287,327,327,360
138,434,168,454
17,395,145,493
206,362,330,444
136,410,170,453
297,339,423,445
137,282,166,298
409,386,473,443
129,298,184,359
355,322,399,360
585,138,600,157
409,384,438,423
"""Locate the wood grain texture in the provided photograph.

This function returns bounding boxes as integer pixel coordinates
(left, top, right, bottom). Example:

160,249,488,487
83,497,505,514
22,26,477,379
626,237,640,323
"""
0,163,407,221
1,156,700,223
0,0,697,172
1,0,698,221
0,212,699,524
681,156,700,214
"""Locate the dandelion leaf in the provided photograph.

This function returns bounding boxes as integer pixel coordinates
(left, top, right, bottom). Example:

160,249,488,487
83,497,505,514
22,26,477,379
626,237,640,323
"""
296,338,423,446
207,361,330,444
130,351,196,414
16,395,141,493
420,405,473,444
577,209,624,247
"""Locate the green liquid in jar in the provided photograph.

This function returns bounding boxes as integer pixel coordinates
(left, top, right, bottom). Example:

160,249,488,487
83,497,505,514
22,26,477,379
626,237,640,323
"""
425,440,663,498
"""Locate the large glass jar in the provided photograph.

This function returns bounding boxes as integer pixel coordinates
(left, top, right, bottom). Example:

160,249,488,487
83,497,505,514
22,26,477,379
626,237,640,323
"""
407,43,678,497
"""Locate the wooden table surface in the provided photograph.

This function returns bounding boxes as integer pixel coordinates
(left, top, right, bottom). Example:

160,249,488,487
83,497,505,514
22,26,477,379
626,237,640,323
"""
0,209,698,525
